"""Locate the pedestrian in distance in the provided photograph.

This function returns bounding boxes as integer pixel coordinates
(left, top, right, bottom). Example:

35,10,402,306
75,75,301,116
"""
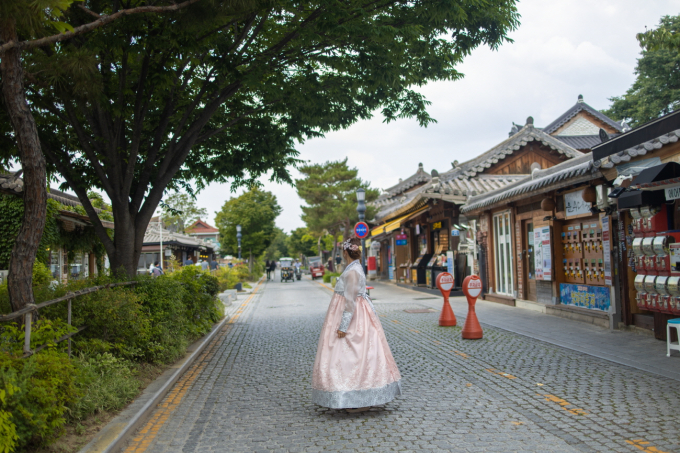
200,259,209,271
210,259,219,270
183,258,194,266
151,261,164,277
311,237,401,412
266,260,271,280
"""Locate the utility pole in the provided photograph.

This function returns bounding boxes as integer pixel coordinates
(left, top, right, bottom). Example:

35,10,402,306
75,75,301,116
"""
356,188,367,272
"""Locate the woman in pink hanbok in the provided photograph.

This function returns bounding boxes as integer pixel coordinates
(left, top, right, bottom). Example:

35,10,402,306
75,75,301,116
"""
312,237,402,411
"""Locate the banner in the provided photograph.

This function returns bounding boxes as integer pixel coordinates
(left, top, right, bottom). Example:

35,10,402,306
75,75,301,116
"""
560,284,611,311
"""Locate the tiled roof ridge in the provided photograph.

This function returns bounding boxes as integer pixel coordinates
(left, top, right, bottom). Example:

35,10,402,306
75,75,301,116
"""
382,163,431,196
441,124,582,180
595,129,680,170
1,173,106,215
462,153,597,213
543,97,624,135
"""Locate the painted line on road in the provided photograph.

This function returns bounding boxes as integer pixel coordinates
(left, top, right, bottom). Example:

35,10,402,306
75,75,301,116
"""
539,393,588,416
626,439,670,452
312,279,334,292
122,281,263,453
486,368,517,380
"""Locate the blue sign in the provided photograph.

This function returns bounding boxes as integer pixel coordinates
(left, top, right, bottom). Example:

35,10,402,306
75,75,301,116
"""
354,222,369,239
451,229,460,236
560,284,610,311
396,239,407,246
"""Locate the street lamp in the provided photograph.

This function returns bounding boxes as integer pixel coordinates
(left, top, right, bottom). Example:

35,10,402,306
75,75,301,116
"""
236,224,242,260
356,188,367,271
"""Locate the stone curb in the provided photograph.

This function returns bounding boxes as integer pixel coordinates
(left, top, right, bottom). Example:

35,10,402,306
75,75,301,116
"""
78,315,231,453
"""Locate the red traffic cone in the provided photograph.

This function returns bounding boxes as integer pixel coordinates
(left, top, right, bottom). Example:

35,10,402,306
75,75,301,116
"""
461,275,483,340
436,273,456,326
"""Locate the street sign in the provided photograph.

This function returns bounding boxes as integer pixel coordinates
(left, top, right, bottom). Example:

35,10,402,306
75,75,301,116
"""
463,275,483,299
436,272,454,293
354,222,369,239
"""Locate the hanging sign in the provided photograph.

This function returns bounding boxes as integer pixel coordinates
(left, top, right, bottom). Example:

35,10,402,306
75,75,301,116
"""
447,251,454,275
602,217,612,286
354,222,369,239
564,189,592,218
396,233,407,246
451,229,460,236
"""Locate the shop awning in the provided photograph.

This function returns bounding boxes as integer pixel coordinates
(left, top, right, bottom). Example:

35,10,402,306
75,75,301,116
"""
630,162,680,191
370,205,429,237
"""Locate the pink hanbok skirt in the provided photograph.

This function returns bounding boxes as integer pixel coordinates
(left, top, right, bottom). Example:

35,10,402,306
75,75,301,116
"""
311,293,402,409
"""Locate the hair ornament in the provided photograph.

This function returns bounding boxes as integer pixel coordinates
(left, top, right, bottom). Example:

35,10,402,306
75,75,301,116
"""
342,239,359,251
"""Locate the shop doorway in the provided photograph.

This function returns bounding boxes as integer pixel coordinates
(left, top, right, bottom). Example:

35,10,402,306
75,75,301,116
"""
523,221,537,301
493,211,514,296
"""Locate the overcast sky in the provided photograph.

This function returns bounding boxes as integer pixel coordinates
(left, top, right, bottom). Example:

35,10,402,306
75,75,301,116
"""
194,0,680,233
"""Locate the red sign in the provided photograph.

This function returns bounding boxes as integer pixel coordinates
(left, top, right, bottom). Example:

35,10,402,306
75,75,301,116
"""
354,222,369,239
436,272,454,294
395,234,407,240
463,275,483,299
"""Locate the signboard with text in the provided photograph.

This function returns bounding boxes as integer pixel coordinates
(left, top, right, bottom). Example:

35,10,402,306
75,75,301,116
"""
564,189,592,218
560,284,611,311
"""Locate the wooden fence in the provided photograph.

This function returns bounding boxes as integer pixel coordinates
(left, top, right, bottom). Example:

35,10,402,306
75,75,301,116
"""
0,281,137,358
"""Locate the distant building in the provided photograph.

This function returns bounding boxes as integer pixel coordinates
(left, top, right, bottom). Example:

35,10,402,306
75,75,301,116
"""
186,219,220,253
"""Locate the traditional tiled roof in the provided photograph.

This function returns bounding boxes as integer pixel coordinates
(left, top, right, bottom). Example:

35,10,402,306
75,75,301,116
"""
595,129,680,170
1,173,108,216
381,163,431,197
187,219,219,234
543,95,627,135
461,153,599,213
554,135,607,151
144,223,214,250
450,121,583,178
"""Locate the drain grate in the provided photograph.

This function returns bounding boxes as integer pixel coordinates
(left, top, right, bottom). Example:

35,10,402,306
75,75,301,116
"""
404,308,438,313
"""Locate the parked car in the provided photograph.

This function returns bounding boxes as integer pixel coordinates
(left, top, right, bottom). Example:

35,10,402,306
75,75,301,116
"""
307,256,325,280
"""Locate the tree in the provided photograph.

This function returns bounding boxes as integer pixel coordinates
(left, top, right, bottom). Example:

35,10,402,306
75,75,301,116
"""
264,227,288,261
285,227,321,259
604,15,680,127
7,0,519,280
296,159,379,261
215,188,281,266
0,0,205,311
161,193,208,233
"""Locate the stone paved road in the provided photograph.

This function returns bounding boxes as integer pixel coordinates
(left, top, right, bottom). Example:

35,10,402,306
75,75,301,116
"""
123,276,680,453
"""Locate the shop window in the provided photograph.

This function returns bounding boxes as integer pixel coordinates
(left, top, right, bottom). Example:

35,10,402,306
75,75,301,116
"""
493,211,514,295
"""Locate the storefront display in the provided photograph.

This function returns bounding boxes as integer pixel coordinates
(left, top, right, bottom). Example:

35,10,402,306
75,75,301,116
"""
411,253,432,286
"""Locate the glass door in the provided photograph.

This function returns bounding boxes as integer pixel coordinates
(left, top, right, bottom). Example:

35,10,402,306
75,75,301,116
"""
524,221,537,301
493,211,514,296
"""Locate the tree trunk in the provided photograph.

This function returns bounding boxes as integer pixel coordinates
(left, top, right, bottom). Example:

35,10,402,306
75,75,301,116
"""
1,20,47,312
107,210,142,277
249,249,252,274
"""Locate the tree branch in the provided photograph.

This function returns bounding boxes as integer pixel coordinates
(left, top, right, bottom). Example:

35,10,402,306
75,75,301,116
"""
0,0,204,54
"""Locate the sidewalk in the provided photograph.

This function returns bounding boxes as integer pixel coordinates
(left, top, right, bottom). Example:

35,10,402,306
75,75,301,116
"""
370,280,680,382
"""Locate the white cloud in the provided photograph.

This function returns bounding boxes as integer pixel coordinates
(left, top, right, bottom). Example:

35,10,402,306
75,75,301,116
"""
195,0,680,232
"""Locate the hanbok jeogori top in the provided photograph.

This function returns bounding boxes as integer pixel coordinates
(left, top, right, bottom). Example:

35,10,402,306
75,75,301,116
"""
333,260,376,332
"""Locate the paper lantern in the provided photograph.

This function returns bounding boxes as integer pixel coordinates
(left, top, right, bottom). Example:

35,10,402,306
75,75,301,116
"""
540,198,555,212
582,186,597,203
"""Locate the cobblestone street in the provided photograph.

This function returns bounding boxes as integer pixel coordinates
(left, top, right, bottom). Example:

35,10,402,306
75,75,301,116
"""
123,277,680,453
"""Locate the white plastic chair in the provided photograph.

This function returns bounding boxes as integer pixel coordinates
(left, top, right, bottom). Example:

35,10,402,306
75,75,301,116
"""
668,319,680,357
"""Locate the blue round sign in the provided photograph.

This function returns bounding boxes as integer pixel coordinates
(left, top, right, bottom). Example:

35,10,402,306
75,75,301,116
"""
354,222,369,239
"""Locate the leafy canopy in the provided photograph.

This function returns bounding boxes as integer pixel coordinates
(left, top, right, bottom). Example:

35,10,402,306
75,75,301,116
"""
214,188,282,257
160,193,208,234
604,14,680,127
11,0,519,273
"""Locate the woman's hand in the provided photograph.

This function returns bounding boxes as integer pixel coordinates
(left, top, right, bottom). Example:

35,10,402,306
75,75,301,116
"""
337,330,346,338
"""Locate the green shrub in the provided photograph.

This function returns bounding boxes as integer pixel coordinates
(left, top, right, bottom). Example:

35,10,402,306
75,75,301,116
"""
133,276,189,364
323,272,341,284
69,353,139,421
168,266,222,338
0,350,80,450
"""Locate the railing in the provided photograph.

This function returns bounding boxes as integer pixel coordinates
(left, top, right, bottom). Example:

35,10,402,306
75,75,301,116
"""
0,281,137,358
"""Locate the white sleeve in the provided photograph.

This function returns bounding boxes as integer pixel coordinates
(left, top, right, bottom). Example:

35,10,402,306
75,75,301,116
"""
337,269,359,333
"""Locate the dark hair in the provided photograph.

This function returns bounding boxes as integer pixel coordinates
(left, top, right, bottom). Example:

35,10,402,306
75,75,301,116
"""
344,237,362,261
154,261,160,266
